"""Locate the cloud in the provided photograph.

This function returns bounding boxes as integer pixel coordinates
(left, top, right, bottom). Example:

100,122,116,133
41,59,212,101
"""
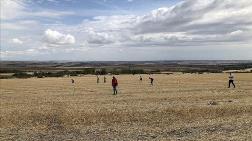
143,0,251,34
27,11,75,19
229,30,243,36
1,20,40,30
5,0,251,49
86,30,115,45
74,0,252,47
134,0,252,34
44,29,76,46
12,38,23,44
0,0,26,20
0,49,38,58
0,0,75,20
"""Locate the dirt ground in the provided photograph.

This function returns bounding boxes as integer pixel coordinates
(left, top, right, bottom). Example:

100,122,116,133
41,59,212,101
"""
0,73,251,141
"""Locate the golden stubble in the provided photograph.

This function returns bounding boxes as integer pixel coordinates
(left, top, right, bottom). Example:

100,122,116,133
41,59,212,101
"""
0,73,251,140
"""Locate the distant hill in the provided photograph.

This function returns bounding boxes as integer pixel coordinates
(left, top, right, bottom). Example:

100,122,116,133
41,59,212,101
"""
1,60,252,73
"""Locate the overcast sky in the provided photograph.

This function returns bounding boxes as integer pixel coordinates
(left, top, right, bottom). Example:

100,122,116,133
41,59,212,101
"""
1,0,252,61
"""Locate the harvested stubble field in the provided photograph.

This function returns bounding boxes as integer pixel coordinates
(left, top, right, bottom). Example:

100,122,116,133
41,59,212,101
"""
0,73,252,141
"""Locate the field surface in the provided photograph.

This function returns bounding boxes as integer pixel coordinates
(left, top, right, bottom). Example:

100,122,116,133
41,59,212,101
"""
0,73,252,141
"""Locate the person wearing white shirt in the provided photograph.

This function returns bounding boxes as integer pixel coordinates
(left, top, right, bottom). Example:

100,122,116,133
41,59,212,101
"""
228,72,235,88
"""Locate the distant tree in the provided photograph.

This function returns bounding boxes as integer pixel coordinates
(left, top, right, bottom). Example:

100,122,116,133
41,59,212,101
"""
13,72,32,78
0,69,21,73
131,69,145,74
81,68,95,74
100,68,107,75
34,71,44,78
111,69,120,75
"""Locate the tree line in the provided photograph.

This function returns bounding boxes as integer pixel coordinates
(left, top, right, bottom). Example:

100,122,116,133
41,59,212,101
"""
1,68,148,79
1,67,251,79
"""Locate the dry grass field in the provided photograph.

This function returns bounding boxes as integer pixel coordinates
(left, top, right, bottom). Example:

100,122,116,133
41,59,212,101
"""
0,73,252,141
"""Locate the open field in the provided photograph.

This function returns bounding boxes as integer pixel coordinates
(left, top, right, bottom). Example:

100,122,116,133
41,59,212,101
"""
0,73,252,140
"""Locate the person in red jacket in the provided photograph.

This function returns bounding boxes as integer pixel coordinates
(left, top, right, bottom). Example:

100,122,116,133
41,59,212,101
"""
112,76,118,95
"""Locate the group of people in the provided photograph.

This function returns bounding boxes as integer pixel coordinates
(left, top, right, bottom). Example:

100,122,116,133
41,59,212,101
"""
96,75,107,83
71,73,236,95
95,75,118,95
99,75,153,95
139,75,154,85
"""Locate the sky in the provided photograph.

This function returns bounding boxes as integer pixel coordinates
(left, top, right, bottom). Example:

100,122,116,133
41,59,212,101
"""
0,0,252,61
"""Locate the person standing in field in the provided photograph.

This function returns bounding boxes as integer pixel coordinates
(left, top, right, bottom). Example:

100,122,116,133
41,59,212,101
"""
104,76,106,83
112,76,118,95
71,79,75,95
96,75,100,83
139,75,143,81
149,77,154,85
228,72,235,88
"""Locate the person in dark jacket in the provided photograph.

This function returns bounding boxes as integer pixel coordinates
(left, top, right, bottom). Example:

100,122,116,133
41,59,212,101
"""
149,77,154,85
139,75,143,81
112,76,118,95
104,76,106,83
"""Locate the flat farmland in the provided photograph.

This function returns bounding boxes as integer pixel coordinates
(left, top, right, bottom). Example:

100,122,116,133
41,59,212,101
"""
0,73,252,141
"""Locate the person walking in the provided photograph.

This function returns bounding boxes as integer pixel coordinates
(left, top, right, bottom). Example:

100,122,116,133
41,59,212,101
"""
228,72,235,88
149,77,154,85
112,76,118,95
